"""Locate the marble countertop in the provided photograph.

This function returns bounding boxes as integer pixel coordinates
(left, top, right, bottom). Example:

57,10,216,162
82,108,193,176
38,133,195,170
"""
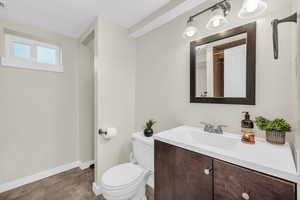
154,126,299,182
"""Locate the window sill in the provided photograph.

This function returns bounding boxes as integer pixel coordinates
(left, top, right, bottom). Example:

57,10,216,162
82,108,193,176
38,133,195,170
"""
1,57,64,73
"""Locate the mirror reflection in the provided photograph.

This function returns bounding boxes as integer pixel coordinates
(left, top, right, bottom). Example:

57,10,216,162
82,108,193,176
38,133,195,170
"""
195,33,247,98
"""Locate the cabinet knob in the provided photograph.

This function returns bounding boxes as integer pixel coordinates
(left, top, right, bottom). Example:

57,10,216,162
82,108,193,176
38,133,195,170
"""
204,168,212,175
242,193,250,200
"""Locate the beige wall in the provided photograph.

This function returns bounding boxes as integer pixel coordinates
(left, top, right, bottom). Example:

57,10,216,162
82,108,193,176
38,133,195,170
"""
293,0,300,187
297,0,300,192
297,0,300,162
135,0,296,139
292,0,300,154
78,39,95,163
95,17,136,185
0,19,79,184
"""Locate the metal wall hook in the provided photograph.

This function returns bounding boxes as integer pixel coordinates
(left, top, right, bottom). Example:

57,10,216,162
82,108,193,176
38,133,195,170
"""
272,12,298,60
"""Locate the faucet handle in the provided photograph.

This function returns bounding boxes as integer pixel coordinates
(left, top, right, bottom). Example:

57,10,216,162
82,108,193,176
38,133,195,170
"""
200,122,214,132
200,122,213,129
216,125,227,134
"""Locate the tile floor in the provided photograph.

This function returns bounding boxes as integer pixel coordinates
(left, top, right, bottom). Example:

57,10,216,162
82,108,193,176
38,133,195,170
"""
0,167,154,200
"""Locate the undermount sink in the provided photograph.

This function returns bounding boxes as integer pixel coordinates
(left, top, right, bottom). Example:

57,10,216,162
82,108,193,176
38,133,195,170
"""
154,125,298,182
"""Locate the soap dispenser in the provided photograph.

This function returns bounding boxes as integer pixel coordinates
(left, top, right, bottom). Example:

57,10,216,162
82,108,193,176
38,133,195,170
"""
241,112,255,144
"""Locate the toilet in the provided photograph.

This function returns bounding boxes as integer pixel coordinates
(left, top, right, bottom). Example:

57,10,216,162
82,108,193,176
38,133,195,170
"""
101,132,154,200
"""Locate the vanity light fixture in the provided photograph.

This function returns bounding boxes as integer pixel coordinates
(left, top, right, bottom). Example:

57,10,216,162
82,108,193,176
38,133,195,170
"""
206,6,229,30
183,18,198,38
238,0,268,19
183,0,231,38
0,0,5,7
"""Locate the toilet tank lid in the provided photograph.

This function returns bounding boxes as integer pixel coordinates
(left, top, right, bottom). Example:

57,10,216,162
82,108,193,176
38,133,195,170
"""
132,132,154,145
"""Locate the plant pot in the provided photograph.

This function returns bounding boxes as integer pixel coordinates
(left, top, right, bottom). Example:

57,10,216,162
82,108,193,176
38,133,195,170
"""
266,131,286,145
144,128,154,137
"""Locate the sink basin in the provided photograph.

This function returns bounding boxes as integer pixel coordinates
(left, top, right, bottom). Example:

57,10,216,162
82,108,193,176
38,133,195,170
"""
158,126,239,151
187,130,239,150
154,125,298,182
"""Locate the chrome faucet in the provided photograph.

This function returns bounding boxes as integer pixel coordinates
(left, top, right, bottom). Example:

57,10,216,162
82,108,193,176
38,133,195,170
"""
200,122,227,134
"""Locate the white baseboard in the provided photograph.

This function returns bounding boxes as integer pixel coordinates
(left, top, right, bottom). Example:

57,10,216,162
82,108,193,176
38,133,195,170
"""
92,182,102,196
0,161,81,194
79,160,94,170
147,174,154,189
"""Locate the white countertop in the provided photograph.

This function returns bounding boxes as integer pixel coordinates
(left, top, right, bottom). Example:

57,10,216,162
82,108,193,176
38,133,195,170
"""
154,126,299,182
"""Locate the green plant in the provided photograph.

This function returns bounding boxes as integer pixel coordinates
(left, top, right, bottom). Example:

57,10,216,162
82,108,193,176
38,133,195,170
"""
145,119,156,130
255,117,291,132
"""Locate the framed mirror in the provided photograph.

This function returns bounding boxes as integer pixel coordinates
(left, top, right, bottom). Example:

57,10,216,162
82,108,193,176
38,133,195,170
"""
190,22,256,105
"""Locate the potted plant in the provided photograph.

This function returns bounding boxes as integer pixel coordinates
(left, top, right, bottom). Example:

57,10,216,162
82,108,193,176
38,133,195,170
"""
255,116,291,145
144,120,156,137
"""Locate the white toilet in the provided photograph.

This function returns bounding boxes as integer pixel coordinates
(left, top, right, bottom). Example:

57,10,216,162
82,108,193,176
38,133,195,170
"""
101,132,154,200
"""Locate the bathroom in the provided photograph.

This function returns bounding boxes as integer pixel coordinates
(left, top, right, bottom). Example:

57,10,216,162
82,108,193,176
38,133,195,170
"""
0,0,299,199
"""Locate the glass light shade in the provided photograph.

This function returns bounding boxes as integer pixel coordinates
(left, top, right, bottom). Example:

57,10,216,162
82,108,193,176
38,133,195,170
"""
238,0,267,19
183,20,198,38
206,9,228,30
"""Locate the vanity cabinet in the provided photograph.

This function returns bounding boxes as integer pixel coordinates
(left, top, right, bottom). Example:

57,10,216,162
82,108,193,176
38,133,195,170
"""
214,160,296,200
155,141,213,200
155,141,296,200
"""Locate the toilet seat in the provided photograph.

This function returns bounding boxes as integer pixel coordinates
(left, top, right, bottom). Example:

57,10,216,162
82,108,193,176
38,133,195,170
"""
102,163,145,189
101,163,147,200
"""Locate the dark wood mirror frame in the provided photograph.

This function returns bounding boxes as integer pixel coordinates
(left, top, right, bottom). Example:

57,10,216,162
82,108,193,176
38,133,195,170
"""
190,22,256,105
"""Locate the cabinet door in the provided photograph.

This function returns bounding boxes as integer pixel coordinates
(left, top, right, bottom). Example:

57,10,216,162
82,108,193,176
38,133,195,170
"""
155,141,213,200
214,160,296,200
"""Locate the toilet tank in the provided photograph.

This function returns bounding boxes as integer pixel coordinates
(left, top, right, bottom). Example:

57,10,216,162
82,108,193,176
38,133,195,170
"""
132,132,154,172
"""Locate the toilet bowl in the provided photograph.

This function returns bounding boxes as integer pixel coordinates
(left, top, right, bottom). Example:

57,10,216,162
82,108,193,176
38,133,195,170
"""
102,163,149,200
101,133,154,200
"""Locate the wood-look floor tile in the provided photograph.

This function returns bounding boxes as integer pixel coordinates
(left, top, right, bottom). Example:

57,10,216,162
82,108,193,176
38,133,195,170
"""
0,168,103,200
146,185,154,200
0,167,153,200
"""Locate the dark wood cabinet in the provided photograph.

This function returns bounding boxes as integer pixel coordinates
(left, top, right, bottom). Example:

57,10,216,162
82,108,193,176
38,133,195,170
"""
155,141,297,200
155,141,213,200
214,160,296,200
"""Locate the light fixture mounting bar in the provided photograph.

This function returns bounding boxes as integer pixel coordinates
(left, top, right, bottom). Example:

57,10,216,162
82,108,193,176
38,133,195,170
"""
0,0,5,7
187,0,230,22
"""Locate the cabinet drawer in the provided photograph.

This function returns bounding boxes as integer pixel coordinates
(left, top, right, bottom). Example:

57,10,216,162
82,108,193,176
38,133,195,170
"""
214,160,296,200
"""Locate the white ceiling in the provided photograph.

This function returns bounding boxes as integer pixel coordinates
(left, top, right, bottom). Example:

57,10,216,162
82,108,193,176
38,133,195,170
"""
0,0,170,38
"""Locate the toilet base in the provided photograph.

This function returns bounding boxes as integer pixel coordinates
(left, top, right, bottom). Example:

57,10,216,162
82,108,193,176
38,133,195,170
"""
101,163,152,200
103,181,146,200
131,182,146,200
132,195,146,200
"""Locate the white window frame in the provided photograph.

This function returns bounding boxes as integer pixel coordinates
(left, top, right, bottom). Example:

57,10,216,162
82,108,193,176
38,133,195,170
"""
1,34,64,72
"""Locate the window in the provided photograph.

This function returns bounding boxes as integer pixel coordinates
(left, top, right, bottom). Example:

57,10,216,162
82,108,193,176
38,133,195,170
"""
2,34,63,72
37,46,57,65
12,42,32,59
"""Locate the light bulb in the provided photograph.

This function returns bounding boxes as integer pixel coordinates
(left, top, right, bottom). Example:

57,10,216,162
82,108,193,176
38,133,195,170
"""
183,20,198,38
239,0,267,19
186,30,196,37
212,19,221,27
246,0,259,13
206,8,228,30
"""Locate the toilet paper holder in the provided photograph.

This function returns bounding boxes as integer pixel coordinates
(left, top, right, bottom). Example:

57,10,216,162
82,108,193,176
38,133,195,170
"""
98,129,107,135
98,128,118,139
